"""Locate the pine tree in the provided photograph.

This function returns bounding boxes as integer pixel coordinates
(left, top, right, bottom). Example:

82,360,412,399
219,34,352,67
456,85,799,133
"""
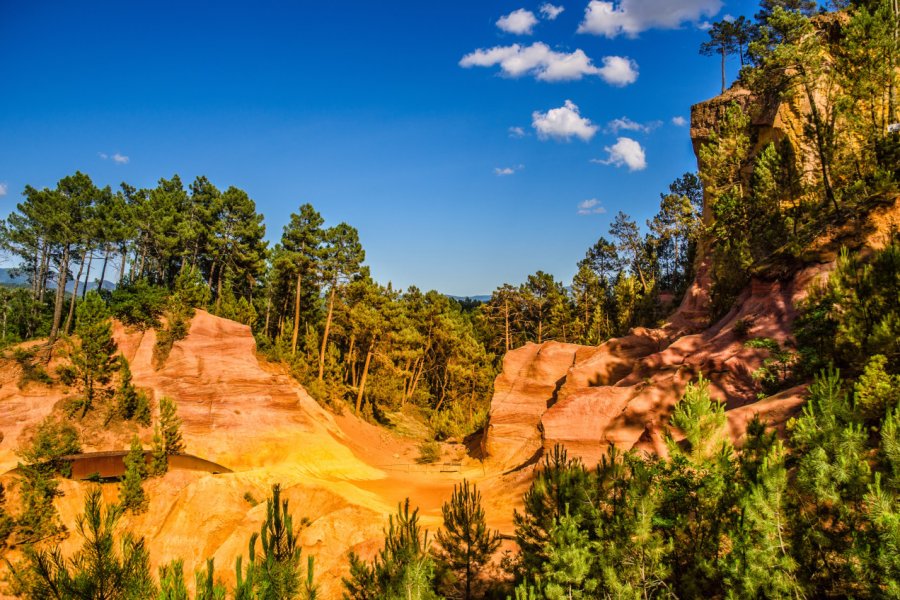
434,480,501,600
158,559,190,600
195,558,226,600
116,358,151,425
120,435,148,513
235,483,313,600
343,499,438,600
70,290,119,417
700,19,739,92
149,425,168,476
159,396,185,455
10,487,155,599
280,204,325,356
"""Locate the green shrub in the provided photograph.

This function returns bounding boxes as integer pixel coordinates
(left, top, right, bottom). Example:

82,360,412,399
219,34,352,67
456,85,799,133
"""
12,347,53,388
153,309,191,369
416,441,441,464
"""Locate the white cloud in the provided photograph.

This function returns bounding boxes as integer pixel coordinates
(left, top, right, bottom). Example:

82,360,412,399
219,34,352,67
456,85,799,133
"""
0,183,7,197
532,100,598,142
577,198,607,215
592,137,647,170
460,42,638,85
597,55,639,86
672,115,688,126
508,126,527,138
540,3,565,19
578,0,722,38
99,151,130,165
497,9,539,34
698,20,713,30
607,116,661,134
494,164,524,176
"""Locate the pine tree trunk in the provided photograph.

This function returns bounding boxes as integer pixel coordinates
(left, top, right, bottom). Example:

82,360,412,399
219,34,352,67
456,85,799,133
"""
504,298,510,352
720,47,726,94
355,341,375,414
291,272,302,355
50,244,70,341
98,245,111,291
82,250,94,299
65,254,87,335
318,285,336,381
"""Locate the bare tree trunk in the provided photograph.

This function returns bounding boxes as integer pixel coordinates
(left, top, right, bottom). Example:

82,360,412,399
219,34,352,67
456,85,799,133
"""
318,285,337,381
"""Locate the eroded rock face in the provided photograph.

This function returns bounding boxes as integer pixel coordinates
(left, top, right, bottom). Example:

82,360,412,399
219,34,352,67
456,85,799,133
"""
484,263,831,469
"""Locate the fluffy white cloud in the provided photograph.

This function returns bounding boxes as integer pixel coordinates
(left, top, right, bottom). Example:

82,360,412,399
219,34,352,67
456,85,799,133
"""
597,56,639,86
577,198,607,215
592,137,647,170
497,9,539,34
607,116,661,134
578,0,722,37
0,183,7,197
508,126,527,138
672,115,688,126
494,164,524,176
460,43,638,85
99,152,130,164
532,100,598,142
540,3,565,19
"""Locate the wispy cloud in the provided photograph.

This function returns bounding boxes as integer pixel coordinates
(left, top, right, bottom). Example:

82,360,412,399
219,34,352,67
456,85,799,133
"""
494,164,525,176
672,116,688,126
508,126,527,138
540,3,565,19
0,183,8,197
592,137,647,171
99,152,130,164
577,198,607,215
497,9,539,34
460,43,638,85
532,100,598,142
606,116,662,134
578,0,722,38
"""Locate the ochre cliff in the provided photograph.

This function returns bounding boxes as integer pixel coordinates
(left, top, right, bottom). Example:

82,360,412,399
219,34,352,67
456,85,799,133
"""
0,311,521,598
484,76,900,470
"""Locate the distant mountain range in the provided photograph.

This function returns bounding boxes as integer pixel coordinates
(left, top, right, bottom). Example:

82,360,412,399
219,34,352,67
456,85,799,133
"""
0,268,116,293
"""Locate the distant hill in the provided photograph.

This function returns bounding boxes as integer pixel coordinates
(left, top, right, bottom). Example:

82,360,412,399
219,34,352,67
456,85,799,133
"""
447,294,490,304
0,268,116,293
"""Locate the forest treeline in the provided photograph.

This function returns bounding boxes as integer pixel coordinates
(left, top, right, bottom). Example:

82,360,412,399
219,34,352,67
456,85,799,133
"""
0,159,705,439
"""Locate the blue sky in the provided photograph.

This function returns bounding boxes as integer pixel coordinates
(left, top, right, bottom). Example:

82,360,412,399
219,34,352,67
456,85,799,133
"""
0,0,758,296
